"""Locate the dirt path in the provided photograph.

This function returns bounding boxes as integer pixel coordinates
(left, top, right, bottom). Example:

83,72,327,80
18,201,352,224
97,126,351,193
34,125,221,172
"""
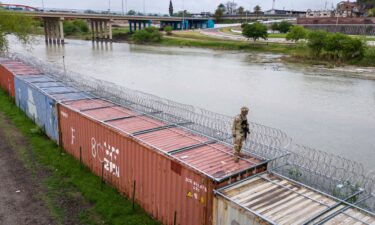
0,113,55,225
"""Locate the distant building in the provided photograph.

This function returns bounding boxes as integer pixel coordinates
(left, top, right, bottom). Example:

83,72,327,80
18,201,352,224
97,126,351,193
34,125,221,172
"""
264,9,306,17
306,9,334,18
336,1,361,17
305,1,364,18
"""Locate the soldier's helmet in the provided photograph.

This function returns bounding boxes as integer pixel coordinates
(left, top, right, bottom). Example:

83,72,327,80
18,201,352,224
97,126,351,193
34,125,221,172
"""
241,107,249,113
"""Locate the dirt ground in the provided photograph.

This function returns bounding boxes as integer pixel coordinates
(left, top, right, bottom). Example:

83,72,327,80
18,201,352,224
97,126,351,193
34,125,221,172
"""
0,112,56,225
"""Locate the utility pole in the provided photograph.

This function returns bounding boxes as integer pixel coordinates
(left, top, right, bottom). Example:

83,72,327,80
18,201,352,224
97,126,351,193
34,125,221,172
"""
42,0,45,11
143,0,146,15
108,0,111,14
182,0,185,30
122,0,124,15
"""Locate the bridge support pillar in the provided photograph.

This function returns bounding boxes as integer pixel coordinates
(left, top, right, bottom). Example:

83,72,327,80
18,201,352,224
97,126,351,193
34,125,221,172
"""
90,19,112,42
42,17,64,45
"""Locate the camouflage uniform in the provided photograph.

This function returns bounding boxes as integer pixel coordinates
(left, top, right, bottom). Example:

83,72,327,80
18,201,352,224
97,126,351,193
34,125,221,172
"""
232,107,250,163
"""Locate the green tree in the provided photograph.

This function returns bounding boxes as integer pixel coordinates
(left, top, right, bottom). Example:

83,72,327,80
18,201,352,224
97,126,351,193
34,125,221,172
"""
238,6,245,15
214,8,224,22
324,33,365,60
306,30,328,57
128,10,136,15
254,5,262,17
278,21,293,33
164,25,173,35
132,27,162,43
271,22,279,32
286,26,308,43
369,8,375,16
341,37,365,60
242,22,268,42
218,3,226,13
0,10,35,51
169,0,174,17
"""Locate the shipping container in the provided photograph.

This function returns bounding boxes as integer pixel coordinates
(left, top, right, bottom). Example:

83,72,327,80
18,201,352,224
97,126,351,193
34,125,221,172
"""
58,99,268,225
0,60,40,98
14,74,91,144
213,171,375,225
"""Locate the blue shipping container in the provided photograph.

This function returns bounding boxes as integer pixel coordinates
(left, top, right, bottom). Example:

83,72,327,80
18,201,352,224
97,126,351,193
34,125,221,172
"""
14,74,91,144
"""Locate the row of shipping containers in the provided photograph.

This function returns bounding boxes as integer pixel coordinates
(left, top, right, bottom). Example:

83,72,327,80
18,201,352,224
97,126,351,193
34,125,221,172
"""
1,58,374,225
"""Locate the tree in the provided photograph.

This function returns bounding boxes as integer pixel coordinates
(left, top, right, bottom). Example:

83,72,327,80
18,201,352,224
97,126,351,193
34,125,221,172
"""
242,22,268,42
238,6,245,15
306,30,328,57
369,8,375,16
218,3,226,13
271,23,279,32
128,10,136,15
169,0,174,17
254,5,262,17
278,21,293,33
0,10,35,51
214,8,224,22
286,26,308,43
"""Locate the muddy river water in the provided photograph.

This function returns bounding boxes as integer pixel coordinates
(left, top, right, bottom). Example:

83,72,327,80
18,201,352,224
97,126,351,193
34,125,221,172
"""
10,37,375,171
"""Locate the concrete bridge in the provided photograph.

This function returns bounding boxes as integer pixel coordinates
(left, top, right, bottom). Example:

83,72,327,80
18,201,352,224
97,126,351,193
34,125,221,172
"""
22,12,214,44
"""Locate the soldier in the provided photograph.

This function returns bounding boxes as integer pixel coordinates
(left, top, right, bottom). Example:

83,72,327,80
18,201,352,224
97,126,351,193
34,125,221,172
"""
232,107,250,163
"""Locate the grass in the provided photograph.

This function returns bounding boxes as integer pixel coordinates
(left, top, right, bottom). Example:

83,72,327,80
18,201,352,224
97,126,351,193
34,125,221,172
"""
160,31,375,67
0,89,160,225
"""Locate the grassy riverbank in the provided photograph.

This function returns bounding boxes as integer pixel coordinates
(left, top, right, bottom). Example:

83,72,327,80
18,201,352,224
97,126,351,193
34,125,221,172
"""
0,89,159,225
160,31,375,67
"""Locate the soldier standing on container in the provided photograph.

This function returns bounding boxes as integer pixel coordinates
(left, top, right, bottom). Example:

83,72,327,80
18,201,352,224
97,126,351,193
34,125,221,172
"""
232,107,250,163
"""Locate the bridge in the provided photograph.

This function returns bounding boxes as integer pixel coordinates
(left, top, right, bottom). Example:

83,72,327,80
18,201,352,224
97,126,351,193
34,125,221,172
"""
21,11,215,44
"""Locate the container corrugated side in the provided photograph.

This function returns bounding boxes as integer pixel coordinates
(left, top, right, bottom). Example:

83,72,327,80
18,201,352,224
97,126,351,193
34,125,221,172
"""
58,103,214,225
14,75,60,143
0,61,40,98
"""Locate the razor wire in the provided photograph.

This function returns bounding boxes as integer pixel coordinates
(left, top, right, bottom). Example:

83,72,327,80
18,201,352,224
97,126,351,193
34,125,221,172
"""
8,52,291,161
269,144,375,213
6,52,375,213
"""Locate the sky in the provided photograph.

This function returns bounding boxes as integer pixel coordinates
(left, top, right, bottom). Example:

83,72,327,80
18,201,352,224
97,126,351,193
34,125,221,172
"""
4,0,345,14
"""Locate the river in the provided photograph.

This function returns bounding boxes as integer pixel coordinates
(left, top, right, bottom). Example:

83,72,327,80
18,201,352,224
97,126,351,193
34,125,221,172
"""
10,37,375,171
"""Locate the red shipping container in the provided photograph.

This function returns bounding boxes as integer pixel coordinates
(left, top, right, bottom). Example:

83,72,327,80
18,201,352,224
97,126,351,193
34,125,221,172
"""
0,61,40,98
58,99,267,225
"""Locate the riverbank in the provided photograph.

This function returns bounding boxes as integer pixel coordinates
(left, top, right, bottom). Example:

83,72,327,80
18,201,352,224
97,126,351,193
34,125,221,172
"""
160,31,375,68
0,89,159,225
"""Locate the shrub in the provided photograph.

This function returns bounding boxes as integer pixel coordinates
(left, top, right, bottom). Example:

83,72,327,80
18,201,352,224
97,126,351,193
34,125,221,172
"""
132,27,162,43
306,30,366,61
307,30,328,57
63,20,89,35
341,37,365,60
242,22,268,42
286,26,308,43
164,26,173,35
72,20,89,33
278,21,293,33
271,23,279,32
323,33,348,60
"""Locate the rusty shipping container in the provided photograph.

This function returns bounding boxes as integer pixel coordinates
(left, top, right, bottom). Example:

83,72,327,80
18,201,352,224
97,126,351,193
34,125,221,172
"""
0,60,40,98
214,172,375,225
58,99,268,225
